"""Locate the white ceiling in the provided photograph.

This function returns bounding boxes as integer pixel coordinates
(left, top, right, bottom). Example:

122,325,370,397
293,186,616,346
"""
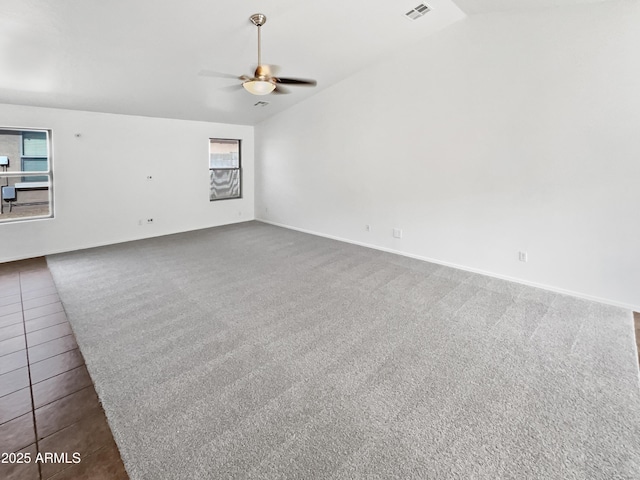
0,0,612,126
453,0,608,14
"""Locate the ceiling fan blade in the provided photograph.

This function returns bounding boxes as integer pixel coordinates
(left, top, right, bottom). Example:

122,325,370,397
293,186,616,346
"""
272,84,291,95
274,77,317,87
198,69,245,80
220,84,244,92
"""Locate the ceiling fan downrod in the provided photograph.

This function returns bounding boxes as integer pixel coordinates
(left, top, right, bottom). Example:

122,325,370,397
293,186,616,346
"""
250,14,267,68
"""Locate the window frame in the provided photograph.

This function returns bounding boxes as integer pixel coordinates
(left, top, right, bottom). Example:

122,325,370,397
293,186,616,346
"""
0,127,54,223
209,138,242,202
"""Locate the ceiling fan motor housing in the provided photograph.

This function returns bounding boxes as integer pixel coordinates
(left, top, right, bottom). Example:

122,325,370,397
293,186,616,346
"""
254,65,271,80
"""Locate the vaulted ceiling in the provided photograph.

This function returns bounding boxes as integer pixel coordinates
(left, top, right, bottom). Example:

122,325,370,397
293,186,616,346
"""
0,0,611,125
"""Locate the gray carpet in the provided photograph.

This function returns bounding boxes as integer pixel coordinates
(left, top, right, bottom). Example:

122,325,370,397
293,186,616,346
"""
46,221,640,479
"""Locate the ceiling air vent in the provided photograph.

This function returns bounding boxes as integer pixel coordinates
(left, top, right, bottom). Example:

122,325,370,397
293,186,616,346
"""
405,3,431,20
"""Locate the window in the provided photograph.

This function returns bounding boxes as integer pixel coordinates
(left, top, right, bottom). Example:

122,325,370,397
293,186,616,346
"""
21,131,49,182
0,128,53,222
209,139,241,201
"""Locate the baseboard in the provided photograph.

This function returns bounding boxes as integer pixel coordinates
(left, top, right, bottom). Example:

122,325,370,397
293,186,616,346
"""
256,218,640,312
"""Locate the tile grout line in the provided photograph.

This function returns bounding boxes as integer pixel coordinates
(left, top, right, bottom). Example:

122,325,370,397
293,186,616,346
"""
22,306,66,323
0,323,69,347
24,319,68,335
50,438,112,480
32,371,92,411
36,388,96,442
28,347,81,371
31,359,85,386
19,271,43,480
26,331,74,350
0,334,76,377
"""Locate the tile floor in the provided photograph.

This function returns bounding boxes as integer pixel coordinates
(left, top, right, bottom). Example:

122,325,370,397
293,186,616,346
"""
0,257,128,480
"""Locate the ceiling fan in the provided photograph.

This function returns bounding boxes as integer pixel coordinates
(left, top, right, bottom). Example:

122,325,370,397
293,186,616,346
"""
200,13,317,96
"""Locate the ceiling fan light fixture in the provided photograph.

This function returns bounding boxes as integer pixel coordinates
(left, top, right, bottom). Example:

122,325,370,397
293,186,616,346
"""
242,79,275,95
200,14,315,97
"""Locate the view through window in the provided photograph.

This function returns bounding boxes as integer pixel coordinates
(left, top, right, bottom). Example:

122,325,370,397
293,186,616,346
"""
209,139,241,201
0,128,53,222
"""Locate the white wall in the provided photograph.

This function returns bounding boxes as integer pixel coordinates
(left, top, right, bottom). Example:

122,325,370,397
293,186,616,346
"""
255,1,640,310
0,104,254,261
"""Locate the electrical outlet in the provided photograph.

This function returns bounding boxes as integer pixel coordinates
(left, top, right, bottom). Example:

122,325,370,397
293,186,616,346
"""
146,218,154,224
393,228,402,239
518,251,528,262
